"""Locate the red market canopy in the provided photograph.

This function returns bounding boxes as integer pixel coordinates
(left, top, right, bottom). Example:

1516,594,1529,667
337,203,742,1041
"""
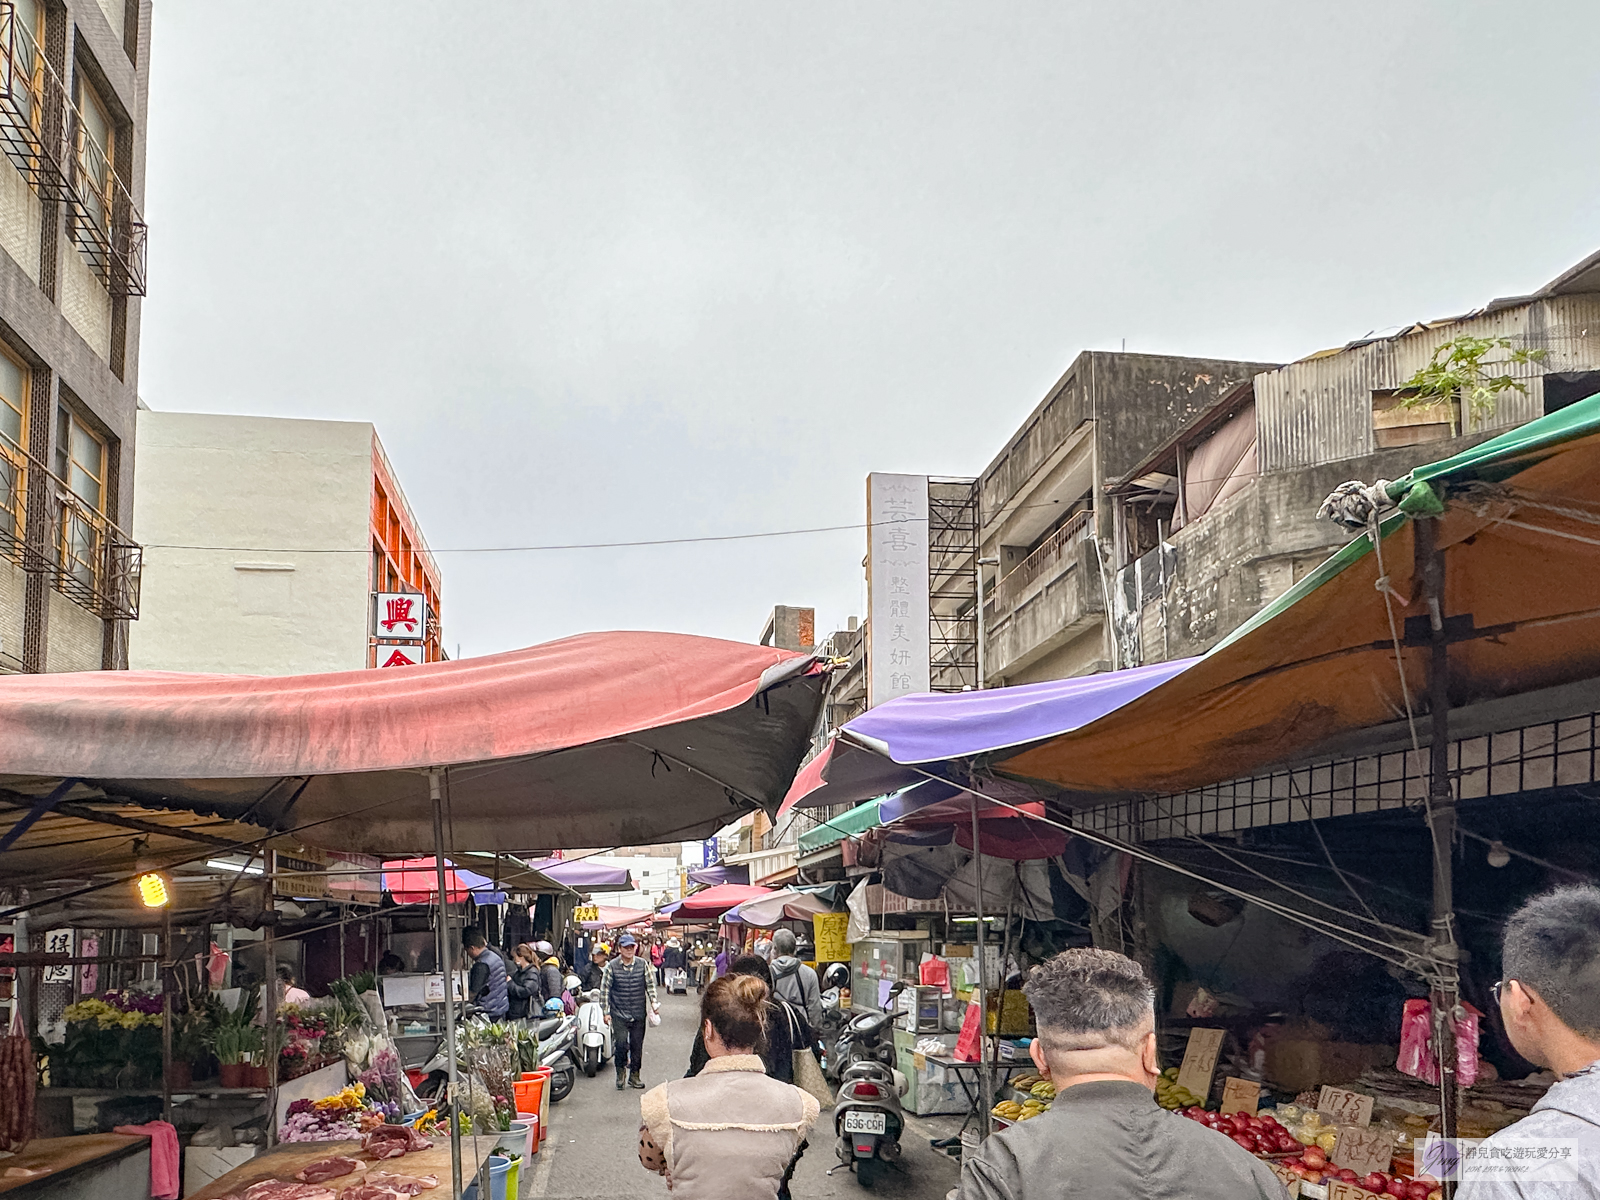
383,858,504,905
658,883,772,921
0,632,828,858
580,905,656,930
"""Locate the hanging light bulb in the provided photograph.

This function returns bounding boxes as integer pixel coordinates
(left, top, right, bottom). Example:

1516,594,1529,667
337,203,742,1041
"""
137,871,170,907
1487,841,1511,869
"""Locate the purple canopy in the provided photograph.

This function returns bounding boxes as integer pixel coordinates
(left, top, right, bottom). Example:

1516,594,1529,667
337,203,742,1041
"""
524,856,633,890
781,658,1196,813
687,863,749,887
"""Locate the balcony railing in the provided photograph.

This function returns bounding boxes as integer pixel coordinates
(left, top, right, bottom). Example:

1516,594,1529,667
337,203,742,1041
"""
0,3,147,296
993,509,1093,613
0,438,141,620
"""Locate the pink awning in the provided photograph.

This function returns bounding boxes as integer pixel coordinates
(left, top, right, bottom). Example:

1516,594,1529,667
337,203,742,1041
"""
658,883,773,920
0,632,827,857
580,905,655,930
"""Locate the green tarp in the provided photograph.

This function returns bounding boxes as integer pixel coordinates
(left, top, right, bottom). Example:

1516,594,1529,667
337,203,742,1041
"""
797,795,885,854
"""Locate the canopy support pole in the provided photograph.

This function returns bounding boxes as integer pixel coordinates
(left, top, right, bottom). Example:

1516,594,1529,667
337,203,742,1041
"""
430,769,463,1199
971,796,992,1137
1416,518,1460,1187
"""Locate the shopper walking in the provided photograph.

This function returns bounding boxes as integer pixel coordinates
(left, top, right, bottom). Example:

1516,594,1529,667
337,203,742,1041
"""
957,948,1282,1199
639,975,819,1199
582,944,609,994
602,933,659,1090
769,930,823,1032
650,938,666,987
1459,885,1600,1199
506,943,543,1020
462,927,509,1020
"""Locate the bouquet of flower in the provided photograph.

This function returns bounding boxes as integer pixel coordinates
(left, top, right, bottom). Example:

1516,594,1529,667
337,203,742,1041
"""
278,1098,361,1143
356,1046,404,1121
52,994,165,1087
62,995,161,1030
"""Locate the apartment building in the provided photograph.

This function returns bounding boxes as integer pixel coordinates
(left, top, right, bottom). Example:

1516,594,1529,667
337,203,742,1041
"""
1106,250,1600,668
977,351,1278,685
0,0,151,673
129,412,442,674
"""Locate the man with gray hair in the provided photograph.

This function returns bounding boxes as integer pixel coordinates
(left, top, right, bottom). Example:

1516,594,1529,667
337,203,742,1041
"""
770,928,823,1031
958,948,1285,1199
1458,885,1600,1198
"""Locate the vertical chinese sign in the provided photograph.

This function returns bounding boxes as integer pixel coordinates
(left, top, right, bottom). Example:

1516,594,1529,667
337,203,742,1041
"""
866,473,930,708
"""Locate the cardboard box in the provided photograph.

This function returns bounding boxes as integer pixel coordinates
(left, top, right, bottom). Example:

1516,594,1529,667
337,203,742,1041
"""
185,1146,257,1195
1264,1038,1391,1092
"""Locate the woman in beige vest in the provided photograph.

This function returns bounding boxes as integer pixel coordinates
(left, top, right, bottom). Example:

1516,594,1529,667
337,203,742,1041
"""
638,975,820,1198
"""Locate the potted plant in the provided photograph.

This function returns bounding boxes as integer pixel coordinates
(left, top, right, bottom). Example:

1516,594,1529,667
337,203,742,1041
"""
206,986,260,1088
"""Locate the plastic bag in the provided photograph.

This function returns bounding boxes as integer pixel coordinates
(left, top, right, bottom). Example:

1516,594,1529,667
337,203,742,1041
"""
919,954,951,994
953,1000,983,1063
1396,997,1481,1086
648,1009,662,1027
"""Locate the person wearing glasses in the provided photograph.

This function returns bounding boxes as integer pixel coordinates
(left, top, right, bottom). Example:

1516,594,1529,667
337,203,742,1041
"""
1462,885,1600,1198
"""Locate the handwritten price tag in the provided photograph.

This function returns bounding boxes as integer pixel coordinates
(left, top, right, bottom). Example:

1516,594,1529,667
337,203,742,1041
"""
1175,1027,1225,1100
1316,1085,1374,1128
1219,1076,1261,1116
1268,1161,1302,1197
1328,1181,1384,1200
1330,1125,1394,1177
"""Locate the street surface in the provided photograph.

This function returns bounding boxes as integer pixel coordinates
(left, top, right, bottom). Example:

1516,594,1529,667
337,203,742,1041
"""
523,986,964,1199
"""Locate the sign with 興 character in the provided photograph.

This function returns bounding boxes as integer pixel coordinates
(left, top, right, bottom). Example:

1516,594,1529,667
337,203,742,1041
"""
374,591,428,642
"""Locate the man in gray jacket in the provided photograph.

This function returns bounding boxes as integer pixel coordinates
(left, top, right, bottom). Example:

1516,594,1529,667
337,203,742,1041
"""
958,948,1285,1200
1458,885,1600,1198
770,929,823,1032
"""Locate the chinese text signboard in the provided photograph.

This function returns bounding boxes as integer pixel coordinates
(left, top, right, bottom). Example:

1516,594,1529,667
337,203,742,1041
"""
866,473,929,708
1175,1027,1225,1100
1317,1085,1374,1128
1219,1076,1261,1116
374,592,428,641
1330,1126,1394,1176
573,905,600,923
813,912,850,963
42,929,72,984
376,643,423,668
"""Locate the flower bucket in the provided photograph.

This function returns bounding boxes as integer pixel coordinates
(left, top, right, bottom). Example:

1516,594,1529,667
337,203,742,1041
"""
460,1154,513,1200
516,1113,538,1156
494,1123,528,1157
218,1062,247,1088
533,1066,553,1144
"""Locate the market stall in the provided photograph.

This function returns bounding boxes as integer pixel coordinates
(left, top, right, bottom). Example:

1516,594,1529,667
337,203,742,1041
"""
0,1132,152,1199
1,630,830,1197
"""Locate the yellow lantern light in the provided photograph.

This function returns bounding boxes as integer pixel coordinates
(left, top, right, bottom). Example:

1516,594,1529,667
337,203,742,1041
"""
137,871,169,908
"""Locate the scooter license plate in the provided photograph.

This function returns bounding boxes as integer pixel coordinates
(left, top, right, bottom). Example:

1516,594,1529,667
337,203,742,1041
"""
843,1111,887,1135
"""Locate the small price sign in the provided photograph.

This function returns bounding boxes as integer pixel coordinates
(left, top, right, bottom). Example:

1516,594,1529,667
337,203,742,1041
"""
573,905,600,923
1219,1076,1261,1116
1330,1125,1394,1177
1317,1085,1374,1128
1267,1161,1302,1198
1175,1027,1226,1100
1328,1180,1384,1200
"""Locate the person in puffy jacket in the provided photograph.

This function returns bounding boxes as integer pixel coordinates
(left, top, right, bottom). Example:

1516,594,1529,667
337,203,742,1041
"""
463,927,508,1019
506,943,543,1020
541,954,566,1008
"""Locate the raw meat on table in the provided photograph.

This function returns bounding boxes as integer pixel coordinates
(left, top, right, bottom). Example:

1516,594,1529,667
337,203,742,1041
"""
295,1156,365,1183
361,1124,433,1160
362,1172,439,1194
236,1181,338,1200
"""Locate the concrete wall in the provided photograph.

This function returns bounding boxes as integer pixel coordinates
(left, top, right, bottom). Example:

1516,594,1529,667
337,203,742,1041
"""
984,537,1105,683
129,412,376,675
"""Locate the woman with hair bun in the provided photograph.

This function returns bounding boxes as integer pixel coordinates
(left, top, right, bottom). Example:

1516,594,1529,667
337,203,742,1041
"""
638,975,820,1198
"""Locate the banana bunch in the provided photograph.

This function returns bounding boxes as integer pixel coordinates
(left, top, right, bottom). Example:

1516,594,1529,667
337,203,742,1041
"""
992,1100,1026,1121
1029,1080,1057,1101
1155,1067,1203,1110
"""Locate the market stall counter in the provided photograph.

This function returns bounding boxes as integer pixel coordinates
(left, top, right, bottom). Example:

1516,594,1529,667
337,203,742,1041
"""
0,1133,151,1199
188,1134,508,1199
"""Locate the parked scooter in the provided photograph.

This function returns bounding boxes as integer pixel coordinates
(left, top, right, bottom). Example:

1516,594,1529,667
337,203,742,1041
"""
536,996,580,1103
817,964,849,1082
832,1012,908,1190
575,987,612,1077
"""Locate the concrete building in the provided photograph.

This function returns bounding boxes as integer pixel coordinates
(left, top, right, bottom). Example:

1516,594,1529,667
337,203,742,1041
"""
0,0,152,673
129,411,442,674
1106,250,1600,669
977,351,1278,685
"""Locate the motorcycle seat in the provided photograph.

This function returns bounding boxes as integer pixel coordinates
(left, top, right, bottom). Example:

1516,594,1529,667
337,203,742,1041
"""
849,1011,893,1039
536,1016,564,1039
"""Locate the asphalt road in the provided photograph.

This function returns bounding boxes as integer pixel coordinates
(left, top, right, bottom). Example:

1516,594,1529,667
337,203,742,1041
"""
522,985,964,1200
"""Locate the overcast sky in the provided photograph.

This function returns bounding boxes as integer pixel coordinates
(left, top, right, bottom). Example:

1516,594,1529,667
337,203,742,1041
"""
138,2,1600,658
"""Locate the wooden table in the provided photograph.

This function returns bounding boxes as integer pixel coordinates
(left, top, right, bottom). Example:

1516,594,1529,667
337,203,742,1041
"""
0,1133,150,1198
188,1135,509,1199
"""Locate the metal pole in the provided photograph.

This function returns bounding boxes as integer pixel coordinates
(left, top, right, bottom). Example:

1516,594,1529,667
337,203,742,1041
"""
976,557,998,690
431,769,463,1199
161,910,172,1124
1415,517,1460,1191
263,861,278,1147
971,795,991,1136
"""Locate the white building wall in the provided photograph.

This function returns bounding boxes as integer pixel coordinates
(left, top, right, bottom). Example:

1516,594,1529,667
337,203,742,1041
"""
129,411,375,674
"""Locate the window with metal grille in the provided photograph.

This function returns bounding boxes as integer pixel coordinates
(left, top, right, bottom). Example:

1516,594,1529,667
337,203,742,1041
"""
55,405,105,590
0,348,27,556
72,71,113,235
